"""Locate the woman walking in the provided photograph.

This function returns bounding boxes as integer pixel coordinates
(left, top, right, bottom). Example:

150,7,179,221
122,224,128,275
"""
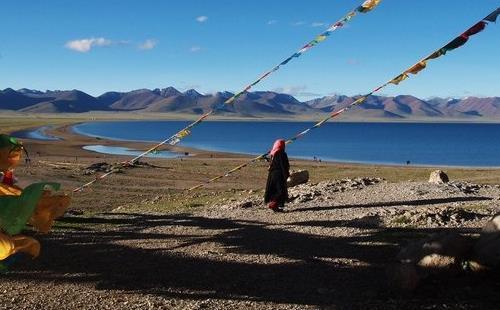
264,139,290,212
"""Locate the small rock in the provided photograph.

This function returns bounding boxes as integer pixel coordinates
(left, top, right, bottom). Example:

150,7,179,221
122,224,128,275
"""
418,254,456,269
355,215,381,227
467,260,487,272
65,209,84,216
287,170,309,188
238,201,253,208
429,170,449,184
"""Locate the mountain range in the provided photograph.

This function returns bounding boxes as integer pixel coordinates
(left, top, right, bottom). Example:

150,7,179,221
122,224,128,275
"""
1,87,499,119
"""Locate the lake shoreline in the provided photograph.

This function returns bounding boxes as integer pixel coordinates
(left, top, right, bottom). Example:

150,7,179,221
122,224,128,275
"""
72,120,500,169
9,120,500,169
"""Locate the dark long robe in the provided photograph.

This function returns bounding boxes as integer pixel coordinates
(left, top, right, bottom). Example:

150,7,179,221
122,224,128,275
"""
264,151,290,204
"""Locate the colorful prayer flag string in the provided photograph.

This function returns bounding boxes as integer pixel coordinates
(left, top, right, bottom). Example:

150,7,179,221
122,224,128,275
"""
188,7,499,191
72,0,382,193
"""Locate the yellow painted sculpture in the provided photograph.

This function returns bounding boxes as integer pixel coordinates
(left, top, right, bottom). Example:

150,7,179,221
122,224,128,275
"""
0,233,40,261
0,134,71,269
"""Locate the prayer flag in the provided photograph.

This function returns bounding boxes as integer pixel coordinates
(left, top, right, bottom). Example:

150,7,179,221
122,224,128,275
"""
425,49,445,60
406,61,427,75
177,129,191,139
358,0,381,13
484,8,500,22
280,56,294,66
389,73,409,85
463,21,487,37
315,35,328,42
443,35,469,52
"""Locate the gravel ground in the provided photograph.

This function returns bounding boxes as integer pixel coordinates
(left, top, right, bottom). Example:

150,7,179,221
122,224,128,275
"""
2,179,500,309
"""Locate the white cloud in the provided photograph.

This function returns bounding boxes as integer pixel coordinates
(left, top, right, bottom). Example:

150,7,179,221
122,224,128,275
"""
311,22,325,27
272,85,322,98
196,16,208,23
139,39,158,50
65,37,112,53
189,46,201,52
293,21,306,26
267,20,278,25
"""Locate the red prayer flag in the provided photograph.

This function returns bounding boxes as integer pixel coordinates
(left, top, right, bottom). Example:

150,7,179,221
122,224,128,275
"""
463,21,487,37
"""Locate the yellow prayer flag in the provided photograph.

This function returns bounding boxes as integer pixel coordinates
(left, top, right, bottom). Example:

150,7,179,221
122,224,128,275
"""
225,97,235,105
354,96,368,105
406,61,427,75
315,35,327,42
389,73,409,85
177,129,191,139
360,0,381,12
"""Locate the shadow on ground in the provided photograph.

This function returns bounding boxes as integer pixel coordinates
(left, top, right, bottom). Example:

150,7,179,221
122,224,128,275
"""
290,196,493,213
5,206,500,309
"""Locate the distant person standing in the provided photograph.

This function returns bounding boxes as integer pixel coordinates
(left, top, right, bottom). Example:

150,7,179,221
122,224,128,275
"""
264,139,290,212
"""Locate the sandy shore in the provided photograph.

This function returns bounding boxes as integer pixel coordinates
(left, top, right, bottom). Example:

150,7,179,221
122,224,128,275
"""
2,118,500,309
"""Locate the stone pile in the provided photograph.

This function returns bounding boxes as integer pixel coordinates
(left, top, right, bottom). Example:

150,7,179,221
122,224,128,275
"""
447,181,486,194
387,206,489,227
83,162,114,175
288,177,383,203
216,177,383,209
427,170,487,194
83,160,156,175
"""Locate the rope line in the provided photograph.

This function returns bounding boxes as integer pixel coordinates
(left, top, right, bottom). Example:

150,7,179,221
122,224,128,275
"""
188,7,499,191
72,0,382,193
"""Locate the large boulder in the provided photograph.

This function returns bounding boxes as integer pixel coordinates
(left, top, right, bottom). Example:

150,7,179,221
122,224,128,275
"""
428,170,449,184
287,170,309,188
472,213,500,269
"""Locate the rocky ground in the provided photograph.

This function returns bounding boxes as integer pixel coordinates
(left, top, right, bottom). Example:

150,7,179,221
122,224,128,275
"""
2,175,500,309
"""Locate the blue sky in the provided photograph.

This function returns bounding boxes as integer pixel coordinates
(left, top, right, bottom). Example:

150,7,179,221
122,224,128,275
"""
1,0,498,100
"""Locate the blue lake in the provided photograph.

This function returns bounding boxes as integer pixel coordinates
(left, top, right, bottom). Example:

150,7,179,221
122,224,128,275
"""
72,121,500,167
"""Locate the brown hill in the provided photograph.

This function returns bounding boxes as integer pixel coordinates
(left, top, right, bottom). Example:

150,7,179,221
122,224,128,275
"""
1,87,499,119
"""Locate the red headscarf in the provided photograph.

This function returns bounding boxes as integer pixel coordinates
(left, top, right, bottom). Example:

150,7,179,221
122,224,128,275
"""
270,139,285,156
